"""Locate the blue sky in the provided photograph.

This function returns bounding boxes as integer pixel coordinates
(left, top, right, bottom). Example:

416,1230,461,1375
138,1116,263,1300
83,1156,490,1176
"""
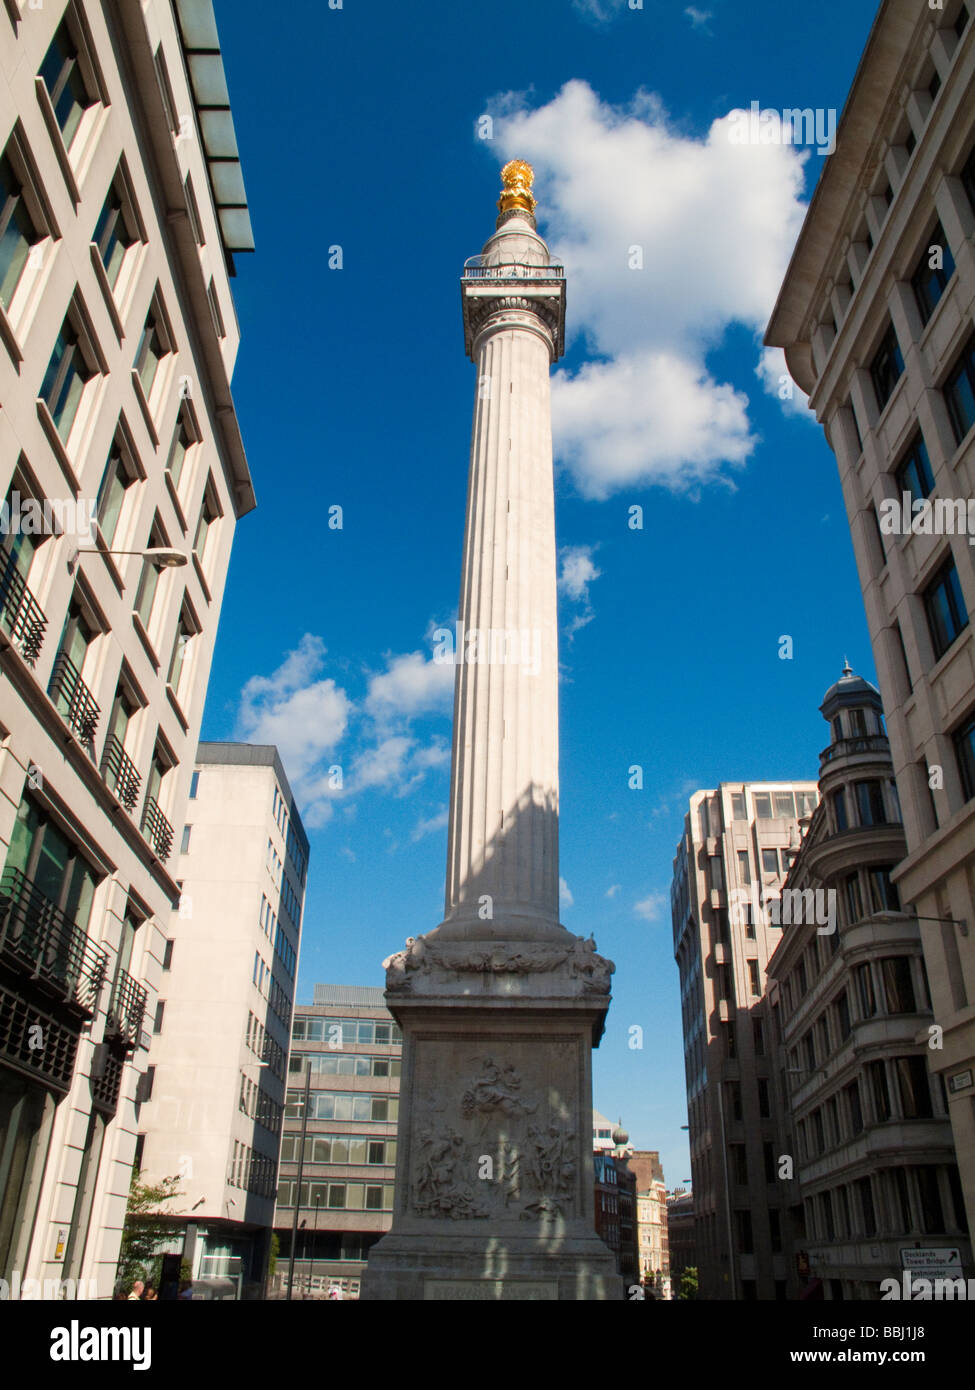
201,0,882,1191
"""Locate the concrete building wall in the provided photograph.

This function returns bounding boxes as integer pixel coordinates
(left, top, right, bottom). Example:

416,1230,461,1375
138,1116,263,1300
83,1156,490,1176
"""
0,0,253,1297
766,0,975,1236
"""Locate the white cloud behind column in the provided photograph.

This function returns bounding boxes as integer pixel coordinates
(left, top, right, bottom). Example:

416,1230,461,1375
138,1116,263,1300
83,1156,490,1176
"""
489,81,813,499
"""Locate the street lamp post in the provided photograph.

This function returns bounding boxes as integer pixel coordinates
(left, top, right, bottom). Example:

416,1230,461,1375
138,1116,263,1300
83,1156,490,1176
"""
307,1194,321,1298
286,1063,312,1302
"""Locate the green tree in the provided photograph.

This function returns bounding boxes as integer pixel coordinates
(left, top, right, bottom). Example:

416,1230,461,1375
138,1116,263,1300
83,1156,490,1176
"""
677,1267,699,1300
268,1232,280,1280
116,1171,184,1290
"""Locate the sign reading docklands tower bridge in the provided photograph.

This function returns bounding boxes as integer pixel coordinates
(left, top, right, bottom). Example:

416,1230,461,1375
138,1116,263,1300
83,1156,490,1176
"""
361,164,621,1301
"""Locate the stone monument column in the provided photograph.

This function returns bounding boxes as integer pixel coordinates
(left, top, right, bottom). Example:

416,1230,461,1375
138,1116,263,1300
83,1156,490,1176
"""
360,163,621,1301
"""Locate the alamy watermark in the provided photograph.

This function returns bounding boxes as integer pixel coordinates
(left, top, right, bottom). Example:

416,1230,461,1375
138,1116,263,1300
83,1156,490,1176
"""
727,101,836,155
433,623,542,676
0,1271,99,1299
878,494,975,545
729,884,837,935
0,491,96,542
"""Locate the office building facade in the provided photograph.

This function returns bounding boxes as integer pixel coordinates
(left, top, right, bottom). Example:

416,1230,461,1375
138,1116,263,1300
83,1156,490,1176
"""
766,0,975,1232
0,0,253,1296
135,744,306,1295
765,668,970,1299
273,985,402,1300
672,780,819,1298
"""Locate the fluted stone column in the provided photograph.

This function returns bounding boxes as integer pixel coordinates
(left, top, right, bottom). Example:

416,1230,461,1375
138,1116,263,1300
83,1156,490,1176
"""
444,233,562,936
361,164,620,1302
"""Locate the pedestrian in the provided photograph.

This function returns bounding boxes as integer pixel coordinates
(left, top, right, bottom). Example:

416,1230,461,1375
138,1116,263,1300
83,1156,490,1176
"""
177,1280,193,1300
127,1279,144,1301
143,1284,158,1301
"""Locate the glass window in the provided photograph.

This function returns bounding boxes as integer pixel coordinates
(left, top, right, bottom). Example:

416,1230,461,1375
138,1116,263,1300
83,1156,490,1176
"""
731,792,746,820
854,780,887,826
868,866,900,915
0,149,42,310
916,1167,944,1235
895,1056,933,1118
954,709,975,802
93,182,135,290
896,434,935,503
95,448,132,546
858,1177,876,1236
868,1060,891,1121
167,414,193,489
856,963,876,1017
753,793,772,819
912,222,955,324
736,850,751,884
923,558,969,661
870,323,904,412
773,792,795,819
881,957,916,1014
135,313,167,398
944,333,975,446
846,1081,863,1135
194,489,219,561
39,19,95,148
41,319,92,441
845,873,863,924
835,990,851,1039
761,848,778,874
831,789,848,832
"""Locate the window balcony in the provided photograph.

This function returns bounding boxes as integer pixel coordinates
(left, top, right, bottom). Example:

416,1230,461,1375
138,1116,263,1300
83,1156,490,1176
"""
141,796,173,860
820,735,891,768
100,736,141,809
105,966,146,1049
0,867,106,1014
48,649,100,744
0,549,47,666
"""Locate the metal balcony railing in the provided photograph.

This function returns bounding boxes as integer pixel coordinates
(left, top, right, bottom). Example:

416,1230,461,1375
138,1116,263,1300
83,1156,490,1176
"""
100,736,141,810
105,966,147,1047
141,796,173,860
462,257,565,281
0,549,47,667
48,650,100,744
0,867,107,1013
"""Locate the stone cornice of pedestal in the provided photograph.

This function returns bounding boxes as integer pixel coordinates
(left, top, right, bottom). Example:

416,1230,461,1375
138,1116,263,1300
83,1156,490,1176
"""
383,929,615,1014
461,281,566,363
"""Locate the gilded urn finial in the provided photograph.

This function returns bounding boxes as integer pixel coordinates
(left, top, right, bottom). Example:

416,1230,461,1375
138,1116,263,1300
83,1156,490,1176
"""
498,159,537,216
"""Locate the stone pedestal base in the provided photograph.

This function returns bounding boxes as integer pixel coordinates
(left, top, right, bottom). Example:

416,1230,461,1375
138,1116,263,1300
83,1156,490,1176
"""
359,941,622,1302
363,1231,622,1301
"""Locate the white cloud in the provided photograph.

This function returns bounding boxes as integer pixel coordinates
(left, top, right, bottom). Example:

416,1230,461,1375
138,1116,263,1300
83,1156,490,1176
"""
560,877,574,909
572,0,626,23
685,6,713,31
755,345,814,419
236,639,453,829
606,883,621,899
412,807,449,842
634,891,667,922
365,651,454,724
237,634,350,778
490,81,810,497
558,545,602,602
558,544,602,638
